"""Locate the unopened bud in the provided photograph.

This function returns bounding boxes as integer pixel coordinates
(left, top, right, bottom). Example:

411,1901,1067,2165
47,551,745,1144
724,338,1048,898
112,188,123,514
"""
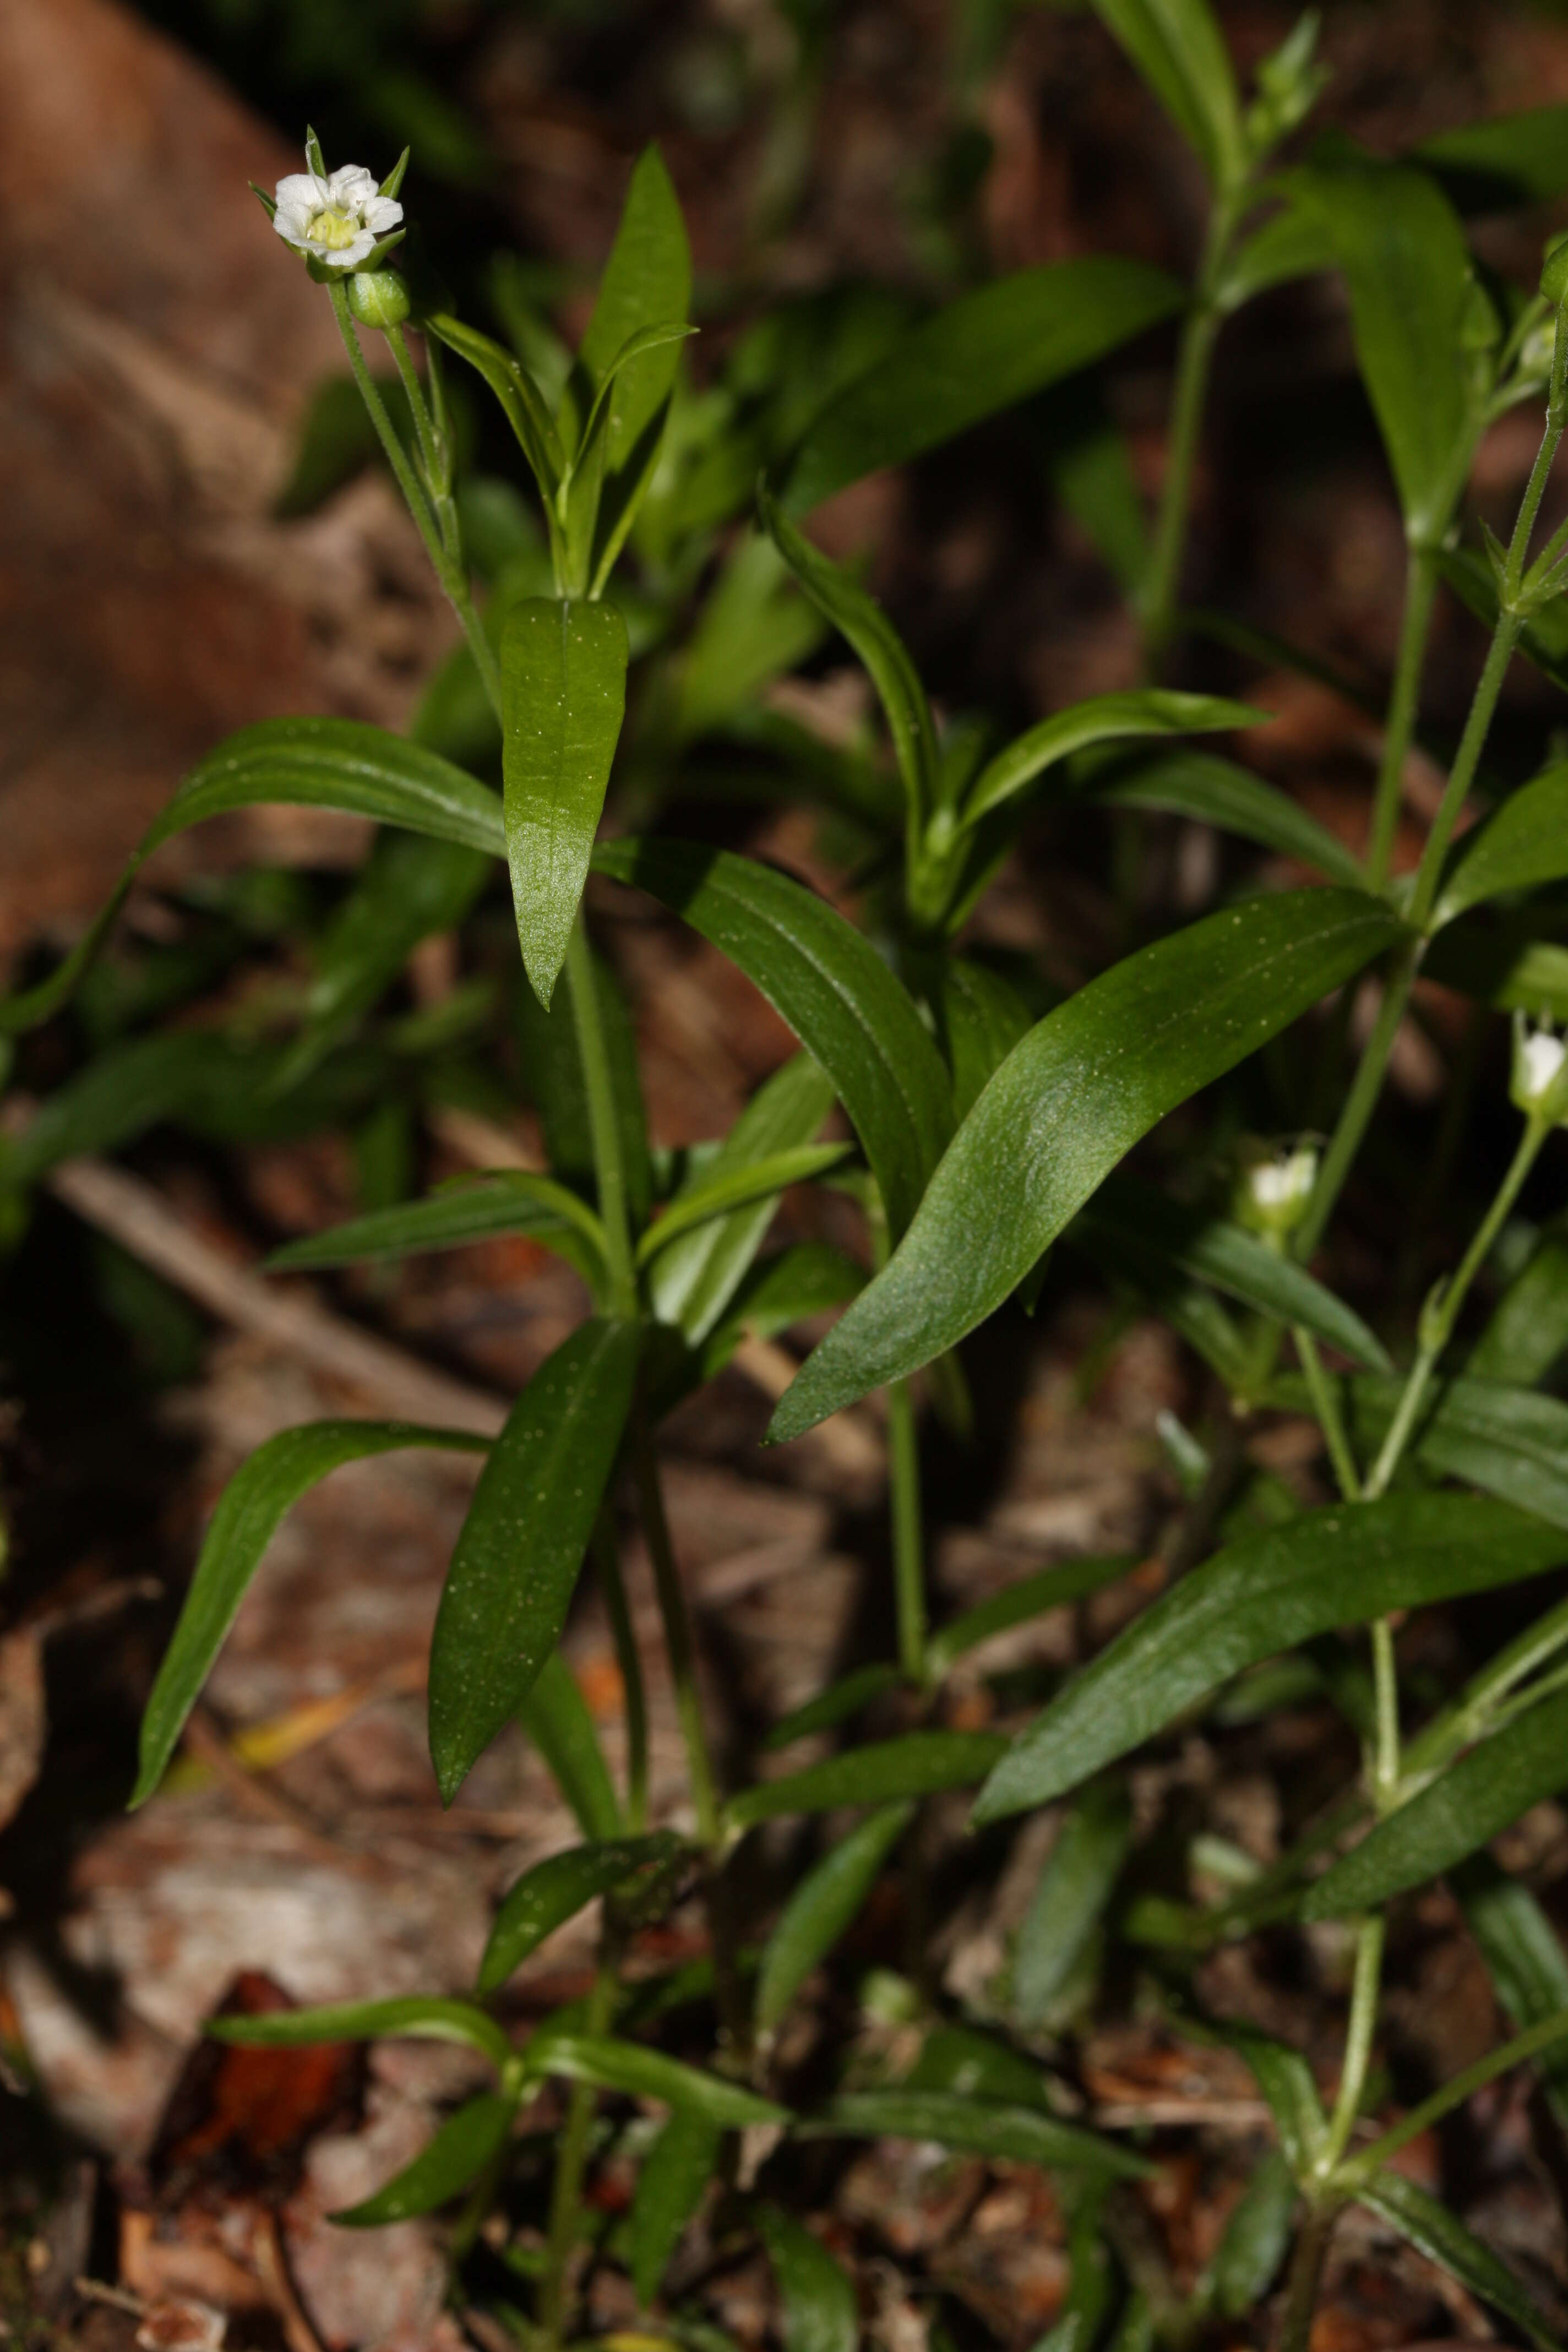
1233,1137,1319,1241
347,269,412,329
1511,1015,1568,1120
1542,232,1568,312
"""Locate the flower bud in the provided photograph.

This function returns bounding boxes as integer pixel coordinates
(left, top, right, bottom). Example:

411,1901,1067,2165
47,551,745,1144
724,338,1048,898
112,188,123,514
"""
1232,1137,1319,1242
347,269,412,329
1542,232,1568,312
1511,1015,1568,1121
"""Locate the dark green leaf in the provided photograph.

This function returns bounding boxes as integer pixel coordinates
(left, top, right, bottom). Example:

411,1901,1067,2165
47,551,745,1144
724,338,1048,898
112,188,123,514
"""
1329,1372,1568,1532
1207,2149,1295,2318
631,2110,722,2307
593,838,953,1239
1417,104,1568,212
1075,1176,1391,1370
1469,1226,1568,1386
429,1319,640,1801
976,1495,1568,1821
964,693,1264,826
927,957,1038,1123
927,1556,1135,1676
1093,0,1245,189
519,1649,623,1842
1287,158,1483,543
480,1834,685,1992
500,598,628,1006
333,2092,514,2225
727,1732,1008,1828
210,1994,509,2071
781,259,1184,515
761,489,938,829
265,1172,605,1290
1,717,505,1036
770,888,1403,1439
702,1243,866,1367
133,1421,489,1807
1304,1684,1568,1919
1014,1780,1133,2026
1435,764,1568,926
1455,1855,1568,2130
651,1056,839,1342
1356,2169,1559,2351
755,1802,913,2033
1086,750,1365,888
529,2031,786,2126
756,2205,859,2352
1221,2026,1327,2174
639,1146,849,1270
765,1664,902,1752
802,2090,1148,2178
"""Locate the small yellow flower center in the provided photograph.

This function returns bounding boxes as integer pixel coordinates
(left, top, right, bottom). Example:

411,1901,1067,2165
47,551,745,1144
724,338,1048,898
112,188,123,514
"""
304,205,358,250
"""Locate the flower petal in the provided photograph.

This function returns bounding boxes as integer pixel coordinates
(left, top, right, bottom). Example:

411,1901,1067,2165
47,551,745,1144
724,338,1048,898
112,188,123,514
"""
274,173,321,212
327,164,378,209
362,195,404,235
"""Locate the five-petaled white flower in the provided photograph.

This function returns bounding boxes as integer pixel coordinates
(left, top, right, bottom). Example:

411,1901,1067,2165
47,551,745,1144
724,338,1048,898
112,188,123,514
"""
273,160,402,270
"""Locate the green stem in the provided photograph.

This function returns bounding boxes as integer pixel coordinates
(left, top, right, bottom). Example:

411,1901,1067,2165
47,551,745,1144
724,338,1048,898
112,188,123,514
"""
1342,2004,1568,2187
384,322,445,514
1407,611,1520,932
1316,1913,1386,2179
886,1379,927,1684
327,280,503,721
1294,945,1420,1264
540,1952,618,2349
592,1509,647,1832
1369,1619,1400,1806
1403,1591,1568,1790
1365,547,1438,892
565,919,638,1321
1295,1327,1361,1502
1142,301,1221,666
630,1405,720,1850
1275,2200,1337,2352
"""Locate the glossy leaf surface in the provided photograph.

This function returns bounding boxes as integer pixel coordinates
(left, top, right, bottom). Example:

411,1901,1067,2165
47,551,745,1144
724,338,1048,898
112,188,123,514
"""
771,888,1402,1439
976,1496,1568,1821
755,1802,914,2032
965,692,1263,826
429,1319,640,1801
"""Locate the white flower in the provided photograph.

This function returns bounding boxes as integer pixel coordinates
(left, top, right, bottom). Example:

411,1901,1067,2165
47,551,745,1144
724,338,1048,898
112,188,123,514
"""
1233,1137,1319,1239
273,160,402,271
1247,1148,1316,1214
1512,1017,1568,1117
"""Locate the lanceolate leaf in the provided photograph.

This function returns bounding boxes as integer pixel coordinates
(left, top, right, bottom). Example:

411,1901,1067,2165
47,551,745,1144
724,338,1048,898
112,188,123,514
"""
428,1319,641,1801
210,1994,510,2071
519,1651,623,1842
927,1555,1134,1675
1,717,506,1035
756,2206,859,2352
480,1835,685,1992
755,1802,914,2033
528,2032,786,2127
781,258,1184,515
727,1732,1008,1828
1014,1779,1133,2026
333,2093,515,2226
1093,0,1245,190
133,1422,491,1808
963,693,1264,826
631,2111,722,2307
266,1172,606,1291
1435,764,1568,926
1304,1685,1568,1919
1086,750,1366,888
1327,1372,1568,1531
637,1145,850,1268
593,837,953,1238
425,313,564,501
974,1495,1568,1822
1355,2170,1560,2352
803,2090,1149,2179
770,888,1403,1439
501,598,628,1007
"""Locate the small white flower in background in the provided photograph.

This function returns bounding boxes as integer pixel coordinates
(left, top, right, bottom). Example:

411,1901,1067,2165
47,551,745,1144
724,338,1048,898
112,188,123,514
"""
1511,1015,1568,1120
273,160,402,270
1233,1136,1319,1242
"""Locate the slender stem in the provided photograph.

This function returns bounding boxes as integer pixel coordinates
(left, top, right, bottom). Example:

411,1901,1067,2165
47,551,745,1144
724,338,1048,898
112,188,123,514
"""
1295,1329,1361,1501
1365,548,1438,891
1510,309,1568,594
1294,946,1420,1264
1275,2201,1337,2352
1142,303,1221,666
592,1509,647,1832
1407,611,1521,932
1344,2005,1568,2186
1403,1591,1568,1788
565,919,638,1321
327,280,503,721
886,1379,927,1684
630,1405,720,1849
383,322,445,513
1317,1914,1386,2178
540,1952,618,2349
1369,1620,1400,1806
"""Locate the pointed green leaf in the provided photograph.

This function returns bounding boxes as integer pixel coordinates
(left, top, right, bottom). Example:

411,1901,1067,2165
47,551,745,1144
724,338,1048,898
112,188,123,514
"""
1469,1227,1568,1386
1435,764,1568,927
1326,1372,1568,1531
133,1421,490,1807
927,1555,1135,1677
728,1732,1008,1830
756,1801,913,2034
1355,2170,1560,2351
1304,1684,1568,1919
802,2089,1149,2178
1418,104,1568,212
265,1172,606,1289
631,2110,722,2307
500,598,628,1007
701,1244,865,1369
519,1649,623,1841
1093,0,1245,189
976,1495,1568,1822
1086,749,1366,888
638,1145,850,1271
964,692,1264,827
333,2091,514,2225
765,1664,902,1752
770,888,1403,1439
210,1994,509,2071
927,957,1039,1123
756,2206,858,2352
1014,1780,1133,2026
480,1834,685,1992
593,838,953,1239
425,313,564,500
527,2031,786,2127
1206,2149,1295,2318
429,1319,640,1801
761,489,938,829
782,259,1183,515
1221,2025,1327,2174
